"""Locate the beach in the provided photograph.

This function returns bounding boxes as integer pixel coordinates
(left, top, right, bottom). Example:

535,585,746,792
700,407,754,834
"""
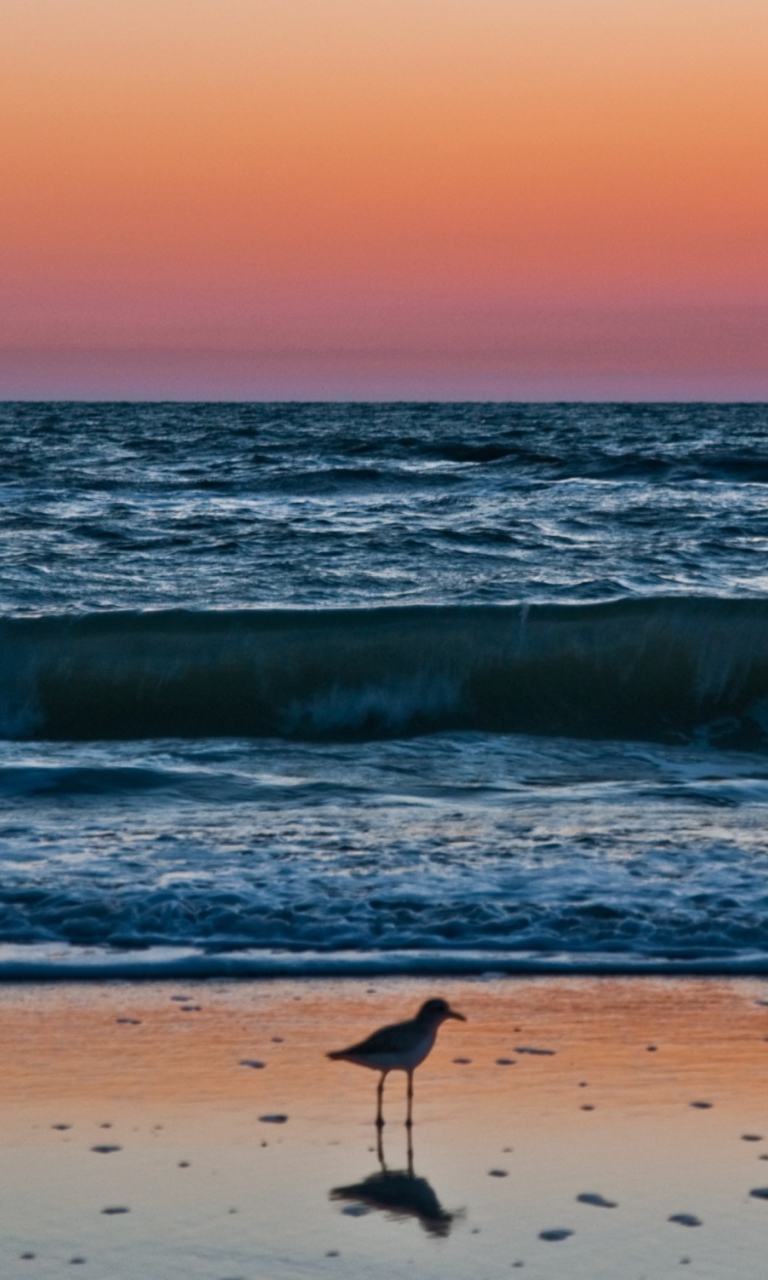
4,406,768,1275
3,976,768,1278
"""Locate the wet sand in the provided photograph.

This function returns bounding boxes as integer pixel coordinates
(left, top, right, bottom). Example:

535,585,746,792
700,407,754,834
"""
2,977,768,1278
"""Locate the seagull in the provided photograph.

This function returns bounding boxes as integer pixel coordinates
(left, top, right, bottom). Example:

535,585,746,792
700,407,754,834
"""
327,997,466,1127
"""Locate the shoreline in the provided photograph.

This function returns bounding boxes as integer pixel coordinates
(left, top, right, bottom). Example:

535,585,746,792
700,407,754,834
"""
5,944,768,981
3,976,768,1277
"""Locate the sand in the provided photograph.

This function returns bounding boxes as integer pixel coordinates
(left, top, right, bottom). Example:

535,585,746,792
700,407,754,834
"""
2,976,768,1278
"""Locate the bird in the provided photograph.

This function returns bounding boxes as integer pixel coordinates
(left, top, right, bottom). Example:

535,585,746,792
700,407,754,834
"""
327,997,466,1128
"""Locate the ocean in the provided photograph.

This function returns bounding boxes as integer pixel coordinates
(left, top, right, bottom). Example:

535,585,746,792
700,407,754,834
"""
2,400,768,978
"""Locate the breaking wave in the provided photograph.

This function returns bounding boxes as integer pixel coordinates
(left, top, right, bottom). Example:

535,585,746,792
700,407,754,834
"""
3,598,768,744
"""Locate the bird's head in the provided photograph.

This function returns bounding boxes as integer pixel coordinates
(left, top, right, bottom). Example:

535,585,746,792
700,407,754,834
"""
417,997,466,1024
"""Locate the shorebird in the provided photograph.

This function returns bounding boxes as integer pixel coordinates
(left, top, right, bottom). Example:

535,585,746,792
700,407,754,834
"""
327,997,466,1127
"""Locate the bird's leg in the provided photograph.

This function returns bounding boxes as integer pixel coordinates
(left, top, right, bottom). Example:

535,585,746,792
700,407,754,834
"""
405,1070,414,1129
376,1072,387,1129
376,1125,386,1171
406,1122,414,1175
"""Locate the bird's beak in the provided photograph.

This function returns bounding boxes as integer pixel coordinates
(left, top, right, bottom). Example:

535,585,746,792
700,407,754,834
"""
447,1007,466,1021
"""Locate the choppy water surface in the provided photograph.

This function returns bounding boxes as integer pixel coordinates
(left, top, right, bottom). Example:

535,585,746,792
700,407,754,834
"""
2,401,768,975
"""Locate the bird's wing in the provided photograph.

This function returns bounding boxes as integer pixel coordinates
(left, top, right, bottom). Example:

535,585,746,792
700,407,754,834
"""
332,1020,412,1057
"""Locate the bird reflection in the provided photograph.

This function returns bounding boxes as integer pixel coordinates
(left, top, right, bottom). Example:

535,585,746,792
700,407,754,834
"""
329,1128,458,1238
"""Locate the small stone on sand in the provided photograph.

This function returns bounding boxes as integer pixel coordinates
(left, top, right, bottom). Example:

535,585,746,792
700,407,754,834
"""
577,1193,617,1208
580,1104,595,1111
515,1047,555,1056
52,1124,71,1130
101,1206,130,1215
239,1059,266,1069
668,1214,701,1227
742,1134,763,1141
489,1169,509,1177
259,1114,288,1124
91,1145,121,1154
539,1228,573,1241
179,1161,190,1167
271,1036,284,1043
20,1253,36,1260
116,1018,141,1025
453,1057,472,1064
749,1186,768,1199
690,1101,712,1109
496,1058,516,1065
69,1258,86,1265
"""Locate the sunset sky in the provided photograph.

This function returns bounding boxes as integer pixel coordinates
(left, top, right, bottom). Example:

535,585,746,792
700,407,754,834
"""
2,0,767,398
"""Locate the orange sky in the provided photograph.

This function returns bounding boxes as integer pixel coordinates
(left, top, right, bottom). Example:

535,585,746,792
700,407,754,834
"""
2,0,767,397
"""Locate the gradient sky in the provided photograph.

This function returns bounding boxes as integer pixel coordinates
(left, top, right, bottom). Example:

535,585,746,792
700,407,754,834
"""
2,0,767,398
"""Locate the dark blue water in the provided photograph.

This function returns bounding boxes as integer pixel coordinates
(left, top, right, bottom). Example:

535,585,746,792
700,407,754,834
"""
2,401,768,977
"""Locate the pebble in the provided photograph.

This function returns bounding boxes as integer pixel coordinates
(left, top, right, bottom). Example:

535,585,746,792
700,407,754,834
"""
116,1018,141,1025
539,1228,573,1242
496,1058,516,1066
453,1057,472,1064
577,1193,617,1208
488,1169,509,1178
742,1134,763,1142
239,1059,266,1069
515,1047,555,1056
668,1214,701,1227
52,1124,71,1131
101,1206,130,1215
91,1146,121,1154
690,1102,712,1109
749,1187,768,1199
259,1114,288,1124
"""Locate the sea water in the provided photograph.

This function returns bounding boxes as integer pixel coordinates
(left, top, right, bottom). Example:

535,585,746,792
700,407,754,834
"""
2,401,768,976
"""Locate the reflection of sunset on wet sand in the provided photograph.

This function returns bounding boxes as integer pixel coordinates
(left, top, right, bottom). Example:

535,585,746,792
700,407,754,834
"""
3,978,768,1276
